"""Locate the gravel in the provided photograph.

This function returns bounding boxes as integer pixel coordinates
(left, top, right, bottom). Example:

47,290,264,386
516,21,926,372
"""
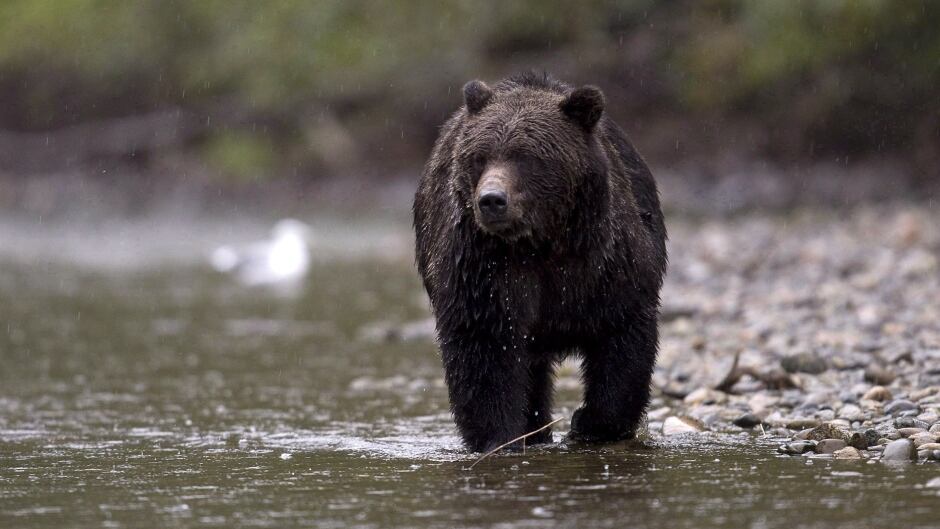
647,204,940,464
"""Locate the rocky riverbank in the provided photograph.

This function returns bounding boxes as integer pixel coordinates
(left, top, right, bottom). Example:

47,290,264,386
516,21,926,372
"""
647,202,940,462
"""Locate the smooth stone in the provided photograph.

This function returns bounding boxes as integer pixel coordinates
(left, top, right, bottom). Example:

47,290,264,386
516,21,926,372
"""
885,400,919,415
732,413,762,429
748,394,780,414
787,418,821,430
881,439,916,461
816,409,836,421
930,424,940,434
894,417,929,429
662,416,704,436
926,477,940,488
781,353,827,375
910,387,939,401
917,411,939,424
683,387,727,405
862,386,892,402
911,433,939,447
793,428,815,441
864,366,896,385
915,442,940,451
815,439,847,454
897,427,927,437
833,446,861,459
838,404,864,421
647,406,672,421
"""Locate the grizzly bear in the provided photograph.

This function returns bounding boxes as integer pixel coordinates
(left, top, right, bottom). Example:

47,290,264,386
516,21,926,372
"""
413,73,667,452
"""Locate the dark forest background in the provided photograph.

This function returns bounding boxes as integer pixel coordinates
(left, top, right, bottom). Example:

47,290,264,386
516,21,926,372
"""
0,0,937,216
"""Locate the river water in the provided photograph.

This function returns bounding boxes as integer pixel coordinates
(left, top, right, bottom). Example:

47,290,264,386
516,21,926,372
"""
1,216,937,528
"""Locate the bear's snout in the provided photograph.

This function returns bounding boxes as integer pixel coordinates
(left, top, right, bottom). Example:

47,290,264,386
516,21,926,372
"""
478,189,508,218
473,164,520,234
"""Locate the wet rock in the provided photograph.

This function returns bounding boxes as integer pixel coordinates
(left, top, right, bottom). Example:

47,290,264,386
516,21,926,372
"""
897,427,925,438
815,439,847,454
864,366,896,385
862,429,882,447
845,432,870,450
881,439,916,462
926,477,940,489
662,416,704,436
884,400,919,415
781,353,827,375
778,440,816,455
833,446,862,459
803,423,849,442
732,413,763,429
862,386,892,402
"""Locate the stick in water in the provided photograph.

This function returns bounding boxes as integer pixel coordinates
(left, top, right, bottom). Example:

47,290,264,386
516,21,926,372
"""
468,417,564,470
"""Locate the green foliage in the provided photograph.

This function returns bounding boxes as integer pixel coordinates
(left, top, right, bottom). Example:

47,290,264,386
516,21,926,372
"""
201,131,277,182
0,0,936,171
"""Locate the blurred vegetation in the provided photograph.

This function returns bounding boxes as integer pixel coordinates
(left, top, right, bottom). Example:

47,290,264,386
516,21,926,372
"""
0,0,936,184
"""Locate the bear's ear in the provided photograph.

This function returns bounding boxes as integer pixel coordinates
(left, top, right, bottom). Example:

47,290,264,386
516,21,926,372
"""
560,85,605,132
463,80,493,115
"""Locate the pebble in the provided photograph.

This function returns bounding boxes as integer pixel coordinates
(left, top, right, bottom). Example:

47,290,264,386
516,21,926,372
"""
781,353,827,375
911,433,938,447
786,418,821,430
833,446,861,459
778,441,816,455
895,417,930,429
884,400,919,415
897,427,926,438
910,387,939,401
802,423,849,442
837,404,864,422
926,477,940,489
862,386,892,402
881,439,916,462
815,439,847,454
864,366,896,386
684,387,727,405
732,413,763,429
930,424,940,435
662,416,704,436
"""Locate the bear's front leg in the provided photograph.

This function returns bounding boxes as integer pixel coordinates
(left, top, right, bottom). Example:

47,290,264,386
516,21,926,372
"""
569,317,658,443
440,332,529,452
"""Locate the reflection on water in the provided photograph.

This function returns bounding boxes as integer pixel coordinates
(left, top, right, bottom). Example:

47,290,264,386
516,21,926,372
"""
1,217,938,528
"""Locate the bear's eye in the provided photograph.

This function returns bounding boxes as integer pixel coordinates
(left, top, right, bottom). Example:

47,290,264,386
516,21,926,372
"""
469,153,487,173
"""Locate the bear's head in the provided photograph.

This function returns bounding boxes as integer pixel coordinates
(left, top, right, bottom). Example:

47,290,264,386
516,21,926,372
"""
453,75,608,243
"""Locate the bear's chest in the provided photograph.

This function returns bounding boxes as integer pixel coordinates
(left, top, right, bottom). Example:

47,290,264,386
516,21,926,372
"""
495,256,605,338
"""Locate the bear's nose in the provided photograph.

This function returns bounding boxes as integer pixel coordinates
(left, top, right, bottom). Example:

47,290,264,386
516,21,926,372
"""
478,189,508,217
